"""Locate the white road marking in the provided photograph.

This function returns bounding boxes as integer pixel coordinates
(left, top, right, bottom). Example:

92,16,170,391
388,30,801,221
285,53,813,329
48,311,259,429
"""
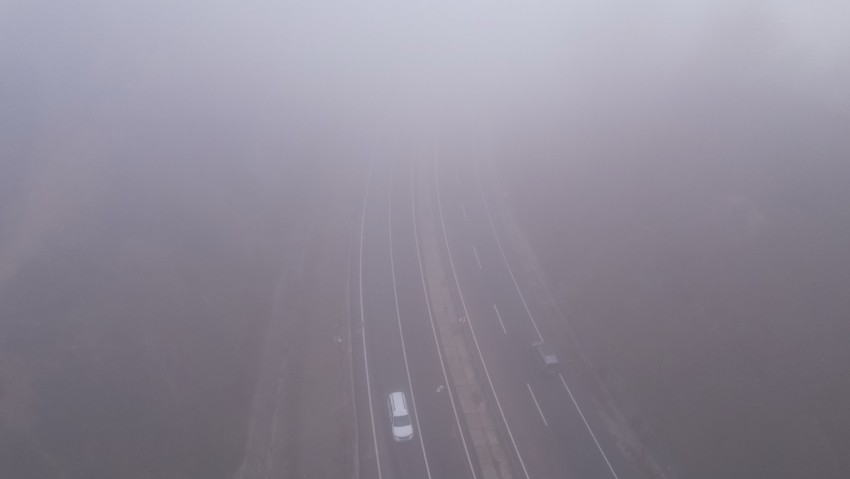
527,383,548,426
411,161,477,479
236,343,292,479
472,159,544,342
462,203,468,223
435,151,531,479
559,374,620,479
388,158,433,479
472,244,482,269
263,351,291,474
473,151,620,479
345,221,360,478
358,158,382,479
492,304,507,335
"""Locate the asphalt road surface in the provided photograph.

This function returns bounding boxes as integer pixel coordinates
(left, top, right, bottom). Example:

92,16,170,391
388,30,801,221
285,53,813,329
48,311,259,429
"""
350,132,636,479
351,139,477,479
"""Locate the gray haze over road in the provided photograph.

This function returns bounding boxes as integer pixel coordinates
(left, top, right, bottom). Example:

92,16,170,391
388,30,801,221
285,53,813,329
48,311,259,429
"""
2,1,849,478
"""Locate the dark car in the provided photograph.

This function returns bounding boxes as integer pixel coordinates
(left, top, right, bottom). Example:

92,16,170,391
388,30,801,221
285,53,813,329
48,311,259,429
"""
532,342,559,374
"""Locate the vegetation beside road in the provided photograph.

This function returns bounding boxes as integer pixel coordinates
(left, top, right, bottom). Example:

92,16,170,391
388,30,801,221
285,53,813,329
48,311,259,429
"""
0,101,363,478
491,72,850,479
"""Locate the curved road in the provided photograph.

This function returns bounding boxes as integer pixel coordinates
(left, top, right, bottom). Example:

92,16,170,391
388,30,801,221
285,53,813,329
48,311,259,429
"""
350,129,640,479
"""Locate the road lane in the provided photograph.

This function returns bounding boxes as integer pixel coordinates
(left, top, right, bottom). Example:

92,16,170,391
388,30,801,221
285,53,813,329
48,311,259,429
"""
432,138,630,478
360,151,429,479
353,138,481,479
470,154,633,478
353,157,382,479
391,155,479,479
434,154,567,478
433,154,534,479
389,158,434,479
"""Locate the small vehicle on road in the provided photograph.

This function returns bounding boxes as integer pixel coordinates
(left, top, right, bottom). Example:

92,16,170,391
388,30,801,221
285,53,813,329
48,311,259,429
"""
387,391,414,442
532,342,560,374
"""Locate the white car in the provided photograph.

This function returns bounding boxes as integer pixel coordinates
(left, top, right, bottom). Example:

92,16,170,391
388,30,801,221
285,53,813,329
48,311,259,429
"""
387,391,414,442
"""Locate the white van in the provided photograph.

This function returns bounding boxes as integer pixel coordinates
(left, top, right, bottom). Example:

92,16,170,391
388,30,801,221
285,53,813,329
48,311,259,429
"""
387,391,414,442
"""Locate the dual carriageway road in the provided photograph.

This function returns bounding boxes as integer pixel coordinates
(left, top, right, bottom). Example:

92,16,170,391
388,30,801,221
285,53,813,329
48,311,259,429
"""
350,134,633,479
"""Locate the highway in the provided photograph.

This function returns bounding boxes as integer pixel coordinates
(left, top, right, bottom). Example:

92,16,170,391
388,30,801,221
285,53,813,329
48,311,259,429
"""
351,139,477,479
350,131,636,479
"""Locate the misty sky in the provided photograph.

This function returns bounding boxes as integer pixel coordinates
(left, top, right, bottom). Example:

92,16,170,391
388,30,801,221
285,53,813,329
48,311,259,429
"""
3,1,848,129
3,0,849,294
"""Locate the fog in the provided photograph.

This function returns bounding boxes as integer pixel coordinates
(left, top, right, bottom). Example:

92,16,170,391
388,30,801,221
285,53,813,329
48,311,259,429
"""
2,1,849,478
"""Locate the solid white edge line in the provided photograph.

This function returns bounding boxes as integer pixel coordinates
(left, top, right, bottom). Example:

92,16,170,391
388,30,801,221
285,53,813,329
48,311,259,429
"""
434,144,531,479
346,221,360,479
411,159,478,479
388,158,433,479
473,154,620,479
264,340,292,474
492,304,507,335
472,158,543,343
358,157,382,479
526,383,548,427
472,244,482,269
560,374,620,479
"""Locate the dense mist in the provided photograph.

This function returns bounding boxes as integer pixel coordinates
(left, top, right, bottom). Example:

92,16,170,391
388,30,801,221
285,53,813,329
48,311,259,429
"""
2,1,848,478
